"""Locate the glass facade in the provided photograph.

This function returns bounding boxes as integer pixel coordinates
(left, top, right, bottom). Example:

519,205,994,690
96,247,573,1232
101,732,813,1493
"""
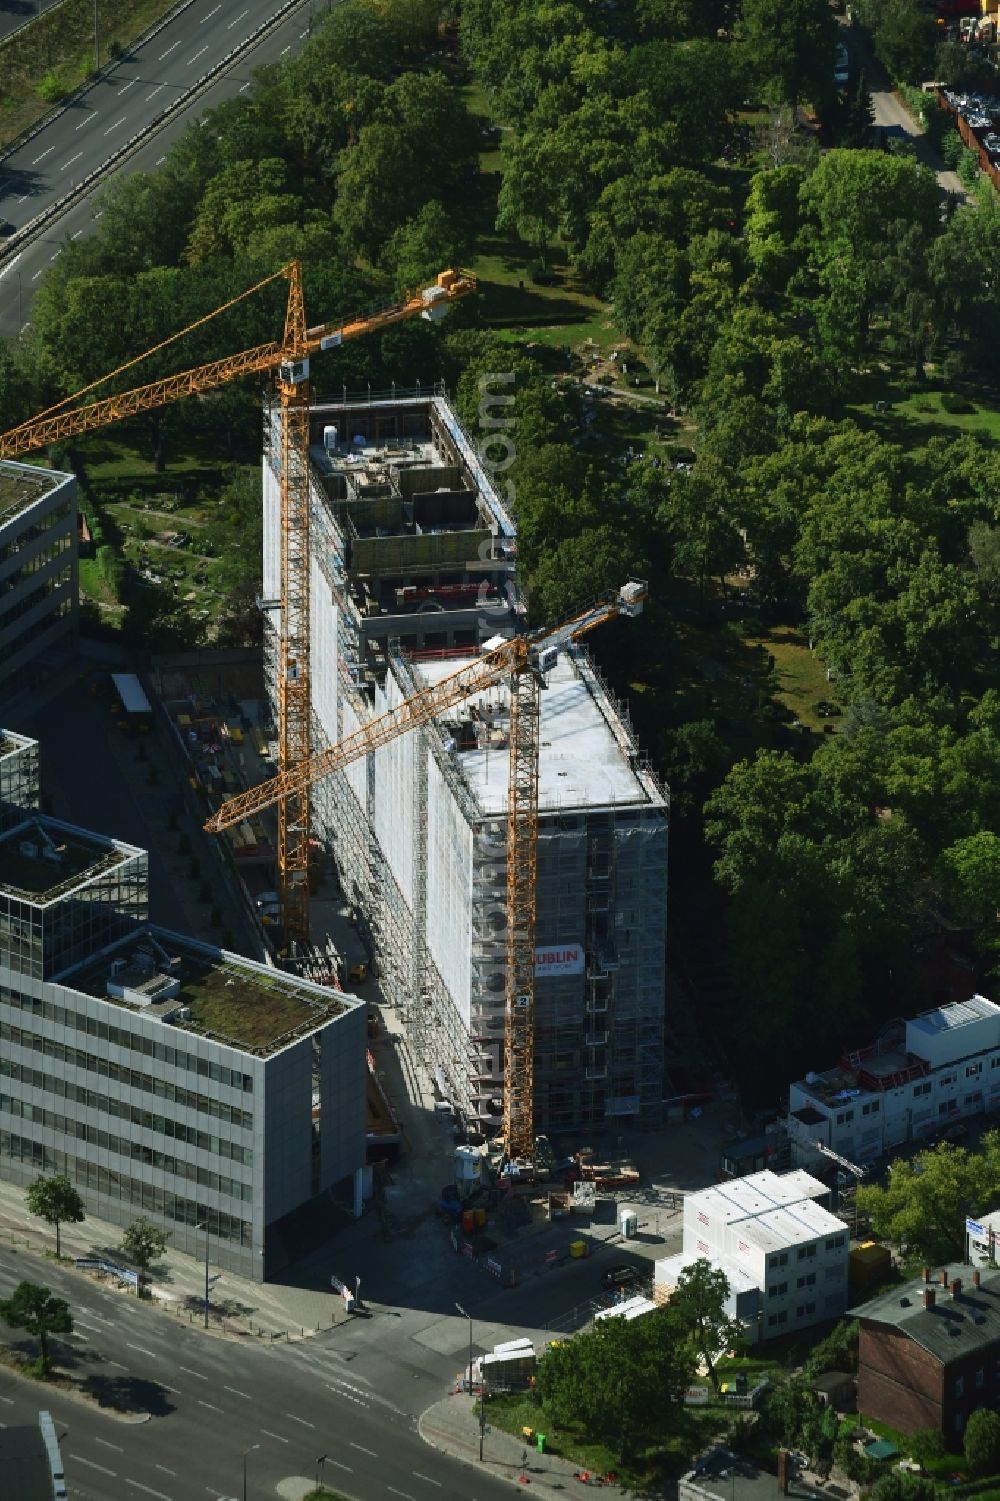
0,734,39,834
0,469,78,702
0,823,147,980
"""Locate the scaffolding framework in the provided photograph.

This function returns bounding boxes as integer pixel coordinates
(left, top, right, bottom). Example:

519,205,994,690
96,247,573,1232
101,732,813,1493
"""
503,670,540,1158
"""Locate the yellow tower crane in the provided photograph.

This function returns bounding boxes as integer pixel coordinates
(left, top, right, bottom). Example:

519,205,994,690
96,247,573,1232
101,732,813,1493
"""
205,580,648,1161
0,260,476,945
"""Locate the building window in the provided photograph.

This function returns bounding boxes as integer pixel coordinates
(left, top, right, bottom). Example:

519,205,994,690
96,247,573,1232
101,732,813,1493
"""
955,1377,965,1398
772,1252,788,1268
913,1082,932,1097
967,1063,983,1078
836,1109,854,1125
862,1101,880,1116
940,1076,956,1088
768,1311,788,1328
797,1244,817,1261
795,1302,817,1318
796,1273,816,1289
769,1282,788,1298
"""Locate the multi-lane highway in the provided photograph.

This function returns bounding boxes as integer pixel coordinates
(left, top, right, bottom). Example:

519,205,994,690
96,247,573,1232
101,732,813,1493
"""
0,1245,512,1501
0,0,65,46
0,0,320,335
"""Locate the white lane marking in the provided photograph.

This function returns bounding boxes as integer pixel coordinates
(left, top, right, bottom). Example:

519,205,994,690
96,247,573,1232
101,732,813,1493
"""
160,1382,181,1395
227,6,248,24
118,79,135,95
93,209,104,219
201,3,221,19
68,1330,87,1340
17,193,29,202
327,1459,353,1472
224,1385,250,1399
50,249,61,259
103,116,127,136
126,1482,171,1501
72,230,83,238
279,43,291,54
260,1428,287,1443
145,83,165,101
189,44,209,63
325,1382,367,1408
95,1438,124,1452
350,1441,377,1457
197,1399,224,1413
179,1365,207,1380
106,1358,126,1369
238,81,251,92
75,113,97,131
32,146,54,164
71,1455,117,1476
387,1489,415,1500
0,1396,13,1406
60,152,83,171
160,39,181,57
30,269,44,281
413,1474,442,1487
156,155,166,165
126,1342,156,1358
155,1465,177,1477
299,27,306,36
285,1413,315,1428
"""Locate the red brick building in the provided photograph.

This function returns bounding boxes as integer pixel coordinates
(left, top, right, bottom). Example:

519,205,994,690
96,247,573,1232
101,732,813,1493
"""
851,1267,1000,1439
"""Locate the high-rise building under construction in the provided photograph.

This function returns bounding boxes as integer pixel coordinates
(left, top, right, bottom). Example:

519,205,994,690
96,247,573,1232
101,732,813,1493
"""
261,385,669,1138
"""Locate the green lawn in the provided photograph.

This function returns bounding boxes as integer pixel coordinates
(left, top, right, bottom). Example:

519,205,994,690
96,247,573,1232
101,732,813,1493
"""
842,364,1000,447
484,1390,725,1488
744,625,838,734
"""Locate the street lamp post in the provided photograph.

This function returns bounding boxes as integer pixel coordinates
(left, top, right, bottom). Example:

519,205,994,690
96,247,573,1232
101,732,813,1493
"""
315,1453,327,1489
456,1301,485,1461
241,1443,258,1501
197,1220,210,1328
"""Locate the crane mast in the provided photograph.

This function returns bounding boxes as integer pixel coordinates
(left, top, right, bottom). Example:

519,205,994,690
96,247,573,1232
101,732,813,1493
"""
276,264,313,945
0,261,476,948
206,581,647,1158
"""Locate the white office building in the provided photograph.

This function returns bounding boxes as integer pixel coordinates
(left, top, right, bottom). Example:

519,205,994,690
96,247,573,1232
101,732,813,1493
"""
261,388,669,1137
656,1168,850,1342
787,996,1000,1172
0,461,78,704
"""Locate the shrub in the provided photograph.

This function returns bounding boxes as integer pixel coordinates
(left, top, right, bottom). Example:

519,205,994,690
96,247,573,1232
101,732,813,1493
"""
37,71,68,104
965,1408,1000,1476
941,392,975,415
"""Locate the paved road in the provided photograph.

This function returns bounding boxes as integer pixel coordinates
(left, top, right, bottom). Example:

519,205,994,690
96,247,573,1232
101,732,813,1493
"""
0,1244,515,1501
0,0,318,335
841,16,966,198
0,0,64,46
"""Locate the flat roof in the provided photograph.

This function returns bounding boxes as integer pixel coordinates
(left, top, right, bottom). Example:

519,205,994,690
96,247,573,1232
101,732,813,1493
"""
0,817,138,904
62,928,360,1057
741,1168,828,1205
0,461,60,527
735,1208,819,1254
0,730,35,759
417,650,654,814
910,995,1000,1036
111,673,152,715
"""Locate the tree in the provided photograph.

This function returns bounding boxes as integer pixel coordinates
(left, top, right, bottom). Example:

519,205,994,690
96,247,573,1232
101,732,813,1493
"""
964,1408,1000,1477
121,1217,170,1290
843,71,875,149
26,1174,84,1259
0,1282,73,1377
670,1259,742,1392
856,1133,1000,1263
739,0,838,110
536,1306,694,1459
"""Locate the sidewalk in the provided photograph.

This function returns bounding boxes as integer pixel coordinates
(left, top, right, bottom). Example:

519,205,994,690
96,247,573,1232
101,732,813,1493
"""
0,1176,352,1343
419,1393,656,1498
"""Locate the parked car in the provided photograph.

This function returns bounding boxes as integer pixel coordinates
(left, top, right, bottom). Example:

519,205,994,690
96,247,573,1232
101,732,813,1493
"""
600,1264,643,1291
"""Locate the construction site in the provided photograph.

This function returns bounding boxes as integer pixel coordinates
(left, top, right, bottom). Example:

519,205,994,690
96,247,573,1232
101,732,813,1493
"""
0,260,670,1204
